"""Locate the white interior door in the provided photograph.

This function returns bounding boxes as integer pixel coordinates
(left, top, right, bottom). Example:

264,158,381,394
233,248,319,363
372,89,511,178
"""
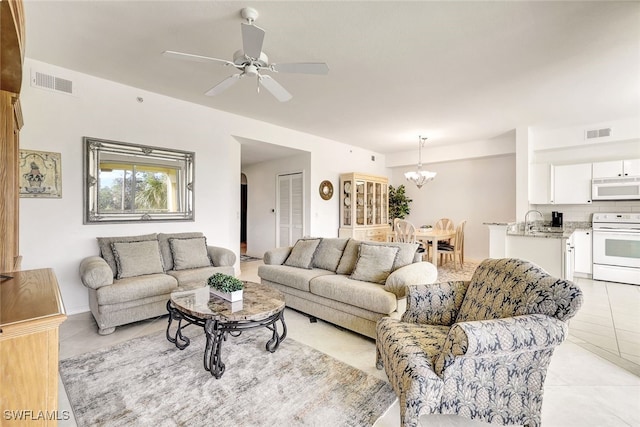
277,172,304,247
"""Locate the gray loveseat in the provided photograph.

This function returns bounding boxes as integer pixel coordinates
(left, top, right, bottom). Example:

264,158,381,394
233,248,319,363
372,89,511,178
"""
258,237,438,338
79,232,236,334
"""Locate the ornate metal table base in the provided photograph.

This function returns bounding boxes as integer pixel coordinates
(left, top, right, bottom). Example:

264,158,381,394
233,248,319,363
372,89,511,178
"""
166,300,287,379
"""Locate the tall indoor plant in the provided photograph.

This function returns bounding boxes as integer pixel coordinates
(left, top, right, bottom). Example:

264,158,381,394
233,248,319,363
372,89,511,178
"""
388,184,412,225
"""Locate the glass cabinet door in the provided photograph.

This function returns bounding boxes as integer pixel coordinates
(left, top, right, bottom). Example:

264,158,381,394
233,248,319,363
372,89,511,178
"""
374,182,382,224
381,184,388,225
342,179,352,226
356,180,365,225
366,181,374,224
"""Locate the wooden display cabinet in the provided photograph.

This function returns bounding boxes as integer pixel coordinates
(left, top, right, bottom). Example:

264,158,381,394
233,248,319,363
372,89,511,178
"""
1,269,67,426
338,172,391,241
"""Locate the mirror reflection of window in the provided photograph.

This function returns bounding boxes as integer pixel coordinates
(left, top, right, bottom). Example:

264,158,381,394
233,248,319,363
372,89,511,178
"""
98,163,180,213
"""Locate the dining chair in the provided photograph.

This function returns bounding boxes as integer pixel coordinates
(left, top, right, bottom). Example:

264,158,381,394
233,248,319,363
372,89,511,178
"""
395,220,426,258
438,220,466,269
435,217,455,247
434,218,454,232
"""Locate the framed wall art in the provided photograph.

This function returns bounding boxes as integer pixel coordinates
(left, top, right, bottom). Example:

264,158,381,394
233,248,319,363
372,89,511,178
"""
19,149,62,198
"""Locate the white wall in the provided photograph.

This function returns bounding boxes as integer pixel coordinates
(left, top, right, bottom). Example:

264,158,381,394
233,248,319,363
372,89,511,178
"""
19,59,388,314
309,144,388,237
242,153,311,258
385,131,515,168
532,139,640,165
391,154,516,260
531,117,640,151
242,143,388,257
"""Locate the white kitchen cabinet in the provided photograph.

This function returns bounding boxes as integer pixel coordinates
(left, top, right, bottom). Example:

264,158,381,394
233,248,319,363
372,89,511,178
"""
592,159,640,178
564,235,574,282
625,159,640,176
552,163,592,204
573,230,592,276
529,163,552,204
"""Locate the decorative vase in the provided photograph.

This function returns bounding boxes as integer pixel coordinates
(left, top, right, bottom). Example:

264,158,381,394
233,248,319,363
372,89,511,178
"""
209,288,243,302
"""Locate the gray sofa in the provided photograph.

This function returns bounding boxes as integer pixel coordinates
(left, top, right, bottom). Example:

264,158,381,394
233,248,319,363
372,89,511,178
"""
79,232,235,334
258,237,438,338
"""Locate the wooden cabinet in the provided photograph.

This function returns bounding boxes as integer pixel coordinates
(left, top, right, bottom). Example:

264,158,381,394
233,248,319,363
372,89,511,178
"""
338,173,390,241
1,0,25,272
1,269,67,426
552,163,592,204
592,159,640,178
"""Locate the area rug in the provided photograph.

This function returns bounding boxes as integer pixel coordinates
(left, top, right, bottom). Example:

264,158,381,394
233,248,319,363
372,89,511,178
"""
60,328,396,426
436,259,481,282
240,254,262,262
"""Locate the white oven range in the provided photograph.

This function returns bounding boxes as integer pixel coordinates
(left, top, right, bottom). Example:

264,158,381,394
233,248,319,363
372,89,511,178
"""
592,213,640,285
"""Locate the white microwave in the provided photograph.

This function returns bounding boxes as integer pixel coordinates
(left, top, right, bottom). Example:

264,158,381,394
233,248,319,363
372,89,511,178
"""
592,176,640,200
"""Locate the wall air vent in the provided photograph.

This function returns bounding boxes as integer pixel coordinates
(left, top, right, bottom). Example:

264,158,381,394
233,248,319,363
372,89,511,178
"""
585,127,612,140
30,70,74,95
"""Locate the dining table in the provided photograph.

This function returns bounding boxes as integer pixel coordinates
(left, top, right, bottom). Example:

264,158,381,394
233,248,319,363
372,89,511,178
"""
387,228,456,267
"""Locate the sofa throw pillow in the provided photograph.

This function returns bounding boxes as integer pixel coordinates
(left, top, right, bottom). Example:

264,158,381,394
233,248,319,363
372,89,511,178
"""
97,233,158,277
284,238,321,269
312,238,349,272
335,239,361,275
350,243,399,284
111,240,165,280
169,237,212,271
158,232,204,271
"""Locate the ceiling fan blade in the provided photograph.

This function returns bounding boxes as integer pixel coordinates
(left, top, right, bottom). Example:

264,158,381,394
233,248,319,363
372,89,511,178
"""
259,75,292,102
163,50,233,66
241,23,265,59
271,62,329,75
205,74,242,96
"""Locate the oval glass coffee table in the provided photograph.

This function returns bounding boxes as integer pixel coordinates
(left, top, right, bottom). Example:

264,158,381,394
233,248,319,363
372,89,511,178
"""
166,281,287,379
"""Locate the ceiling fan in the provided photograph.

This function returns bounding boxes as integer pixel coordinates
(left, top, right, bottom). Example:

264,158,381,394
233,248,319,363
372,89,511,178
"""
163,7,329,102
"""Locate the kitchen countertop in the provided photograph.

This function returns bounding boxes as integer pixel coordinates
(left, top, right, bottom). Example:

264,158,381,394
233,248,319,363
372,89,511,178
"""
505,221,592,239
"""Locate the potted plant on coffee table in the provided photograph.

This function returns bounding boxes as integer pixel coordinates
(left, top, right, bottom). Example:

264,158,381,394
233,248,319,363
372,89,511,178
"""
207,273,245,302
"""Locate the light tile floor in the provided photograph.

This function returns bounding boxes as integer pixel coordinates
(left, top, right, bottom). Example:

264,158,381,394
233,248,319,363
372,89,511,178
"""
58,261,640,426
568,276,640,373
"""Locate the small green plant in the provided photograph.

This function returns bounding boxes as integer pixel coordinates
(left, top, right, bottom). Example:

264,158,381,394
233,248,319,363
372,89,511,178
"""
389,184,413,224
207,273,244,293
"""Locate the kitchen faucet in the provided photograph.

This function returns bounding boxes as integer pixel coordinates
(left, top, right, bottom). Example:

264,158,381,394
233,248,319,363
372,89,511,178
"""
524,210,543,232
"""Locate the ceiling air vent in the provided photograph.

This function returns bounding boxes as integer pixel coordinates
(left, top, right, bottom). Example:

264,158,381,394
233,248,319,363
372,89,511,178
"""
31,70,74,95
585,127,612,140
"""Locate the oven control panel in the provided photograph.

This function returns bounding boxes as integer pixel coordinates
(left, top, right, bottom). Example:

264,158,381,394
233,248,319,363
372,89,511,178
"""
593,213,640,224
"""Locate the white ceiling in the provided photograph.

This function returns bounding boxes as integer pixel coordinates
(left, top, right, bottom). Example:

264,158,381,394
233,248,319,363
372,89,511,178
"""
23,1,640,159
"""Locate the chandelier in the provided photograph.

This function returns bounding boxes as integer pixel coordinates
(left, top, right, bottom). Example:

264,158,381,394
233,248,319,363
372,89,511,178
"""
405,136,436,188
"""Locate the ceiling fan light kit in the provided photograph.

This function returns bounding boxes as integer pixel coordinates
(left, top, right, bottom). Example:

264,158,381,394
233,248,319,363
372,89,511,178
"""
163,7,328,102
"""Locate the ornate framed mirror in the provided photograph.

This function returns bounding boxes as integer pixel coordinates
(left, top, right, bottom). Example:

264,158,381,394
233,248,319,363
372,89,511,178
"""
319,180,334,200
83,137,194,224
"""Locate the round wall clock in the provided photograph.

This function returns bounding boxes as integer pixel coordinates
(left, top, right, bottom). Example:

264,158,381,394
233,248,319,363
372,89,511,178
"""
319,180,334,200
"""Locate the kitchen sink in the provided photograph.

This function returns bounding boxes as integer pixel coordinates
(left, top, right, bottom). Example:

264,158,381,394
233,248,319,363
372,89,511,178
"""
527,227,565,236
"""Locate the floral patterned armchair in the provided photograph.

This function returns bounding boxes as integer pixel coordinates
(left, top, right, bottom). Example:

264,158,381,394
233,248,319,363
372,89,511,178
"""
375,258,583,427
